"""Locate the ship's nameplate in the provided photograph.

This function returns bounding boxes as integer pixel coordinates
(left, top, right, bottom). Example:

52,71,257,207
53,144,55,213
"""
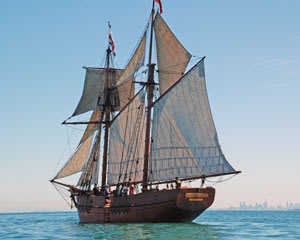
188,198,203,202
185,193,208,198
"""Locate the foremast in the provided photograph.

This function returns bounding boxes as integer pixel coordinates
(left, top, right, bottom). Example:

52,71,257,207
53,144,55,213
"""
142,0,156,190
101,24,113,190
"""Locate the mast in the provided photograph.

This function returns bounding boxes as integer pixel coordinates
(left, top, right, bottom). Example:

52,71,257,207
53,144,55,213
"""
101,24,112,190
142,0,156,190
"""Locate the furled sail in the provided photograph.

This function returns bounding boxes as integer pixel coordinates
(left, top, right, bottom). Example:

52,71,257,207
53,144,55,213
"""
116,31,147,109
72,68,123,116
78,110,102,146
149,59,235,182
107,89,146,185
77,131,101,187
54,134,94,179
154,13,192,95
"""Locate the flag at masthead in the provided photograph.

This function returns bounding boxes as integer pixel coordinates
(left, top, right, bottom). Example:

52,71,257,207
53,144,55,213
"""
108,23,116,58
155,0,163,14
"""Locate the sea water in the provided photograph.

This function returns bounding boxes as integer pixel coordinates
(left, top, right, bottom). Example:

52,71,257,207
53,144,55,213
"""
0,210,299,239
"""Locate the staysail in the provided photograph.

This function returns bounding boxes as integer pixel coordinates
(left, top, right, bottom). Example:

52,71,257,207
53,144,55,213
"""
107,89,146,185
117,31,147,85
54,134,94,179
78,110,102,146
149,59,235,182
154,13,192,95
116,31,147,109
77,130,101,187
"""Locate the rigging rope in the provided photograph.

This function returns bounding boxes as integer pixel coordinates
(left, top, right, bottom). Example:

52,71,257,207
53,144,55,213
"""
126,104,146,183
117,83,135,184
155,56,203,76
133,111,146,182
119,100,144,184
205,173,239,187
52,183,72,208
77,130,101,188
51,123,79,178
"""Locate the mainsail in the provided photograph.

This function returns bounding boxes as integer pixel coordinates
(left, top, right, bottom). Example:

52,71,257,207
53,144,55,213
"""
149,59,235,182
154,13,192,95
107,89,146,185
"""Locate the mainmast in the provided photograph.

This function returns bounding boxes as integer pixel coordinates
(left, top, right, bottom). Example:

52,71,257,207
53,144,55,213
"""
101,23,113,190
142,0,156,190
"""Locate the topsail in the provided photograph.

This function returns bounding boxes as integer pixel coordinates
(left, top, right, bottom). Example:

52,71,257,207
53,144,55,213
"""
154,13,192,95
71,31,147,118
72,68,123,116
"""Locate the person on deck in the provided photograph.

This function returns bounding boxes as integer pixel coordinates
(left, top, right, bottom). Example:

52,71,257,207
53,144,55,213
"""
104,185,111,207
134,184,140,194
112,187,117,196
175,177,181,189
129,184,134,195
117,184,122,196
201,178,205,187
123,184,128,196
86,179,91,191
93,184,100,196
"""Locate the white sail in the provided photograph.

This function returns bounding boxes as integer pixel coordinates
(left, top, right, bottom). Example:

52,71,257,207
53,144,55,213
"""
116,31,147,109
72,68,123,116
107,89,146,185
71,30,146,123
77,131,101,186
149,59,235,182
54,134,94,179
72,68,105,116
154,13,192,95
116,75,135,110
79,110,102,146
117,31,147,85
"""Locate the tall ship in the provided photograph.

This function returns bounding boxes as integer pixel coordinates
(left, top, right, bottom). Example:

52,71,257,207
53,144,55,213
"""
51,1,240,223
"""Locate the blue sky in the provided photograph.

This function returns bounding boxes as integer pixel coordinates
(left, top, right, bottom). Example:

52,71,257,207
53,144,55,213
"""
0,0,299,212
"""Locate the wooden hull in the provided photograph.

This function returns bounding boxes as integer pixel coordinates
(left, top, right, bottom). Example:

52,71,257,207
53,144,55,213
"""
75,187,215,223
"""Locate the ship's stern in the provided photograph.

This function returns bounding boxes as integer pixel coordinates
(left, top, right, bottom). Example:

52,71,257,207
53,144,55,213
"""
174,187,215,221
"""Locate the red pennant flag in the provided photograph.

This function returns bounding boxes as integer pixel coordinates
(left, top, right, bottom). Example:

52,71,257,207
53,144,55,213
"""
109,26,116,59
155,0,163,14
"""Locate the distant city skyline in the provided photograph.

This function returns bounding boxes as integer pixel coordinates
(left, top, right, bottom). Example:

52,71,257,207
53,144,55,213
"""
213,200,300,211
